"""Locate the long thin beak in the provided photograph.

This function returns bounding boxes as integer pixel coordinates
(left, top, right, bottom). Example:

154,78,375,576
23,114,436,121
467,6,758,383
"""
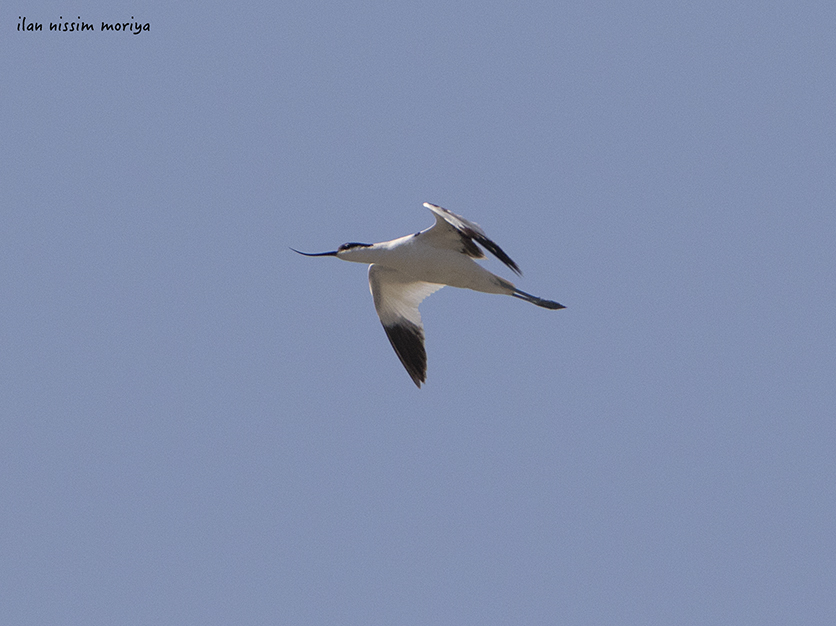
290,247,338,257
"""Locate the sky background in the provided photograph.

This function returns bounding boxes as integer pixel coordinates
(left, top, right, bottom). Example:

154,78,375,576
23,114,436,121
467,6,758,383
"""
2,1,835,624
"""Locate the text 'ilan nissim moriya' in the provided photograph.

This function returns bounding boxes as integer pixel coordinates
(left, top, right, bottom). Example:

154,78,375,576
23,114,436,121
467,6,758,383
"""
17,16,150,34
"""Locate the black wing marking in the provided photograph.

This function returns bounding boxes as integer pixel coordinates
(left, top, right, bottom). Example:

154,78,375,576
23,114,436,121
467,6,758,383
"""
458,236,484,260
424,203,522,276
467,230,521,276
381,321,426,388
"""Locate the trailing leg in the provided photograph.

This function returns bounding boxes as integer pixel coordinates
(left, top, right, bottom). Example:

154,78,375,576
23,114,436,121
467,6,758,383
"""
511,289,566,310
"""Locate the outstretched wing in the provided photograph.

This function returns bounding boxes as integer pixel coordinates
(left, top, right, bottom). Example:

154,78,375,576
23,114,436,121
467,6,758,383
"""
368,264,444,388
422,202,522,275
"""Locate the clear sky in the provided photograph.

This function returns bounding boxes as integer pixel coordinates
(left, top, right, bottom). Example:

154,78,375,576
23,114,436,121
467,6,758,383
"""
2,2,834,624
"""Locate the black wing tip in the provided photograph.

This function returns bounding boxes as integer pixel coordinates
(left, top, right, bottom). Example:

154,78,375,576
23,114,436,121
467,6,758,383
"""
382,321,427,388
425,202,522,275
474,234,522,275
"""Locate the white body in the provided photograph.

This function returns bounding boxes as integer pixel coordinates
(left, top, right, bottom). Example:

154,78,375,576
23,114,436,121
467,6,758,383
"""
293,203,564,387
340,233,515,294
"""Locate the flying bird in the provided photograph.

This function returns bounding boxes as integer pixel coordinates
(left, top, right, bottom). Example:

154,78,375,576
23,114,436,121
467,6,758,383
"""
292,203,565,387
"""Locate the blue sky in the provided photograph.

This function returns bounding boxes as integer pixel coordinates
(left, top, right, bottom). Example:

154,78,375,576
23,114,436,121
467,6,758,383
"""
2,2,835,624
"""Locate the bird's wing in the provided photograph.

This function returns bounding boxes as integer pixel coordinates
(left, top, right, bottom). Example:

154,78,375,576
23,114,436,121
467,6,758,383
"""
368,264,444,388
422,202,522,275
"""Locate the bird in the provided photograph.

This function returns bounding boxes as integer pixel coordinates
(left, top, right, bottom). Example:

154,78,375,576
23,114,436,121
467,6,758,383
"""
292,202,565,387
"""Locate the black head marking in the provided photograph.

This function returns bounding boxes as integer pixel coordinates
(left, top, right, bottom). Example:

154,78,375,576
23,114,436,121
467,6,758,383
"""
338,242,372,252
